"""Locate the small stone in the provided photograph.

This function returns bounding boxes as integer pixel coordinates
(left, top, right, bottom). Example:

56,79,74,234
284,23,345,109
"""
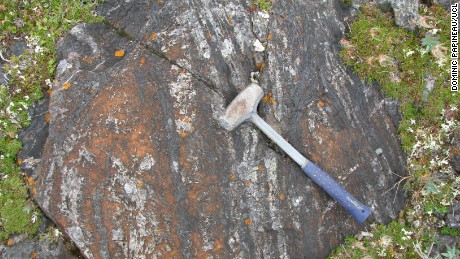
356,231,373,240
124,183,134,194
0,65,8,86
447,201,460,229
253,39,265,52
11,41,27,57
257,11,270,19
376,148,383,155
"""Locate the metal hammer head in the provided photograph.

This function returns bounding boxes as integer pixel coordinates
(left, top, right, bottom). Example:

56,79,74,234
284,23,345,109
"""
220,83,264,131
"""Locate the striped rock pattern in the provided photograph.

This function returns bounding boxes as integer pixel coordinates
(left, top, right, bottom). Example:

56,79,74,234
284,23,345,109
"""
30,1,407,258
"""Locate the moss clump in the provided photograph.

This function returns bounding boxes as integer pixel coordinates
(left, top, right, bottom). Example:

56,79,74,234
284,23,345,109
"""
0,175,39,239
252,0,273,12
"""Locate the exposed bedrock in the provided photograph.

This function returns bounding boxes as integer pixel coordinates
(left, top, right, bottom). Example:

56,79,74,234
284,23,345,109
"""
25,1,409,258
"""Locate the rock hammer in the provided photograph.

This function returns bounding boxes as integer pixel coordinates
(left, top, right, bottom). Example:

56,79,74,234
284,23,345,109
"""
220,83,371,223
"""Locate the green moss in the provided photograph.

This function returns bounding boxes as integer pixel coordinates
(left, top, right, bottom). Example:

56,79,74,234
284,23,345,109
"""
0,175,39,239
252,0,273,12
441,227,459,237
330,221,429,258
0,0,104,241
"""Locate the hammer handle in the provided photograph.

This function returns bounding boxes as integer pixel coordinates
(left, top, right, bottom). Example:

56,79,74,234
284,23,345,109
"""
251,113,371,223
302,162,371,223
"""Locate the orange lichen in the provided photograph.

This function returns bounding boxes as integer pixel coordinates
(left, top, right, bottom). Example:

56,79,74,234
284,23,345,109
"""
228,15,234,27
115,50,125,57
267,34,273,40
82,55,99,64
6,238,14,247
258,165,264,171
244,180,252,186
245,218,253,225
179,131,187,138
262,92,275,105
17,158,22,164
31,252,38,259
151,32,157,41
268,183,273,190
137,181,143,187
62,82,71,89
33,188,37,197
140,57,145,65
256,62,265,71
229,174,237,181
279,194,285,200
317,100,325,107
27,177,35,185
44,112,50,122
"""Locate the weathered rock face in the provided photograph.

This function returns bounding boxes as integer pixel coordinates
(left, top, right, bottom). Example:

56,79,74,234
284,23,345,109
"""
353,0,418,30
29,1,408,258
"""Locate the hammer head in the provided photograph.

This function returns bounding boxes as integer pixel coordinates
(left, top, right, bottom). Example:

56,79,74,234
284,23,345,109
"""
220,83,264,131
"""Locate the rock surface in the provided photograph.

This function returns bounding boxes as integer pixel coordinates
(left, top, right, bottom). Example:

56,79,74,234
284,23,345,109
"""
432,0,453,10
28,1,408,258
353,0,418,30
0,236,80,259
19,98,49,177
451,127,460,173
447,201,460,229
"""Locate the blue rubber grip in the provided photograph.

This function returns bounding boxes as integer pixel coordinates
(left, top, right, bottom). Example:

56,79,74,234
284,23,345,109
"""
302,162,371,223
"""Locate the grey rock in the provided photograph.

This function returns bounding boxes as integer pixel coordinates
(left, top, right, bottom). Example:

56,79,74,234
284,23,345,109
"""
251,10,270,41
0,64,8,85
27,1,408,258
0,237,80,259
19,97,49,179
447,201,460,229
353,0,418,30
451,127,460,173
11,40,27,57
432,0,454,10
384,98,403,129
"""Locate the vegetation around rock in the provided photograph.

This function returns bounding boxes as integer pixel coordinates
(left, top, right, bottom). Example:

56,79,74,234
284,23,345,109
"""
331,4,459,258
0,0,102,243
0,0,458,257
